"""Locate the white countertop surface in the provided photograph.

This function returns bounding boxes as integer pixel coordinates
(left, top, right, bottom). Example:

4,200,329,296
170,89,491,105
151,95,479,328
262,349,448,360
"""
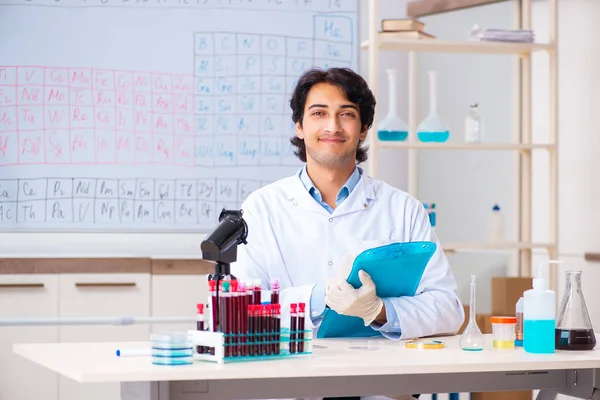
13,334,600,383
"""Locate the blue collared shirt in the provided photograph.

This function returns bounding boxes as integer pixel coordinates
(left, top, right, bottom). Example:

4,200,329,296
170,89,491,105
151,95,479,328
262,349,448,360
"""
298,165,362,214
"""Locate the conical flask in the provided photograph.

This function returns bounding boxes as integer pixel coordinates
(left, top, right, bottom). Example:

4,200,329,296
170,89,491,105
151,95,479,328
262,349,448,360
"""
556,270,596,350
417,71,450,143
377,69,409,142
460,275,485,351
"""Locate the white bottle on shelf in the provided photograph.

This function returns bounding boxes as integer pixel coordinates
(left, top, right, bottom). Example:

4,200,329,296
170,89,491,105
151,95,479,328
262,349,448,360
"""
465,103,483,143
486,204,504,242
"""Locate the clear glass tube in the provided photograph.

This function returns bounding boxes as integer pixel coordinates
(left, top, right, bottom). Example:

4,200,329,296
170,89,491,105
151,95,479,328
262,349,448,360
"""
460,275,485,351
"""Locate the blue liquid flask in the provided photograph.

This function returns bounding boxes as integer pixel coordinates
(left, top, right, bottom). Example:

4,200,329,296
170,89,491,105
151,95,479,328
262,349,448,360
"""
417,71,450,143
377,69,408,142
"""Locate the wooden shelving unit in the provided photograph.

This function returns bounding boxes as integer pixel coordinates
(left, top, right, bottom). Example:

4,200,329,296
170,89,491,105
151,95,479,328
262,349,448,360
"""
364,0,559,287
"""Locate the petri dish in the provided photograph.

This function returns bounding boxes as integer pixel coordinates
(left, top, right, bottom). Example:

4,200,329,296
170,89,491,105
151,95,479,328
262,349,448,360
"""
347,340,383,351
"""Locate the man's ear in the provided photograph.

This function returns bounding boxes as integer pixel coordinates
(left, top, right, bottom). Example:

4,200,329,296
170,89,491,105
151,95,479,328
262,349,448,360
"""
296,121,304,139
359,125,368,141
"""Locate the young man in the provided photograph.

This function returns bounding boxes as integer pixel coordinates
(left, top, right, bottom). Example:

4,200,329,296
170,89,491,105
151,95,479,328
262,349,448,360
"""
233,68,464,400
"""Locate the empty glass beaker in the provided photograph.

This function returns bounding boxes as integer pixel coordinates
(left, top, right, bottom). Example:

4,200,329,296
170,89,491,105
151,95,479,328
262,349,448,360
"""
417,71,450,143
460,275,485,351
555,270,596,350
377,69,409,141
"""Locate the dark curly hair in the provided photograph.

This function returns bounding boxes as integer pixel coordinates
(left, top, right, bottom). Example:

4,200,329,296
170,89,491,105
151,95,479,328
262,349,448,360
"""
289,67,376,164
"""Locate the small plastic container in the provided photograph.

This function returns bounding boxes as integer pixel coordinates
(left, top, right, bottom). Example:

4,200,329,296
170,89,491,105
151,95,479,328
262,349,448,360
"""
491,316,517,349
151,332,193,366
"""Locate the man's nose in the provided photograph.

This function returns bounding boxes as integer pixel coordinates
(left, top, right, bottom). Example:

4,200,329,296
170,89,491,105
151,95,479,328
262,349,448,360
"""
324,116,341,133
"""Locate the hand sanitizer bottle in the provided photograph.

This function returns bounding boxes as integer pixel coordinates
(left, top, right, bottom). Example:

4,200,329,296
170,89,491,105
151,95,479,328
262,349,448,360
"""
523,261,559,354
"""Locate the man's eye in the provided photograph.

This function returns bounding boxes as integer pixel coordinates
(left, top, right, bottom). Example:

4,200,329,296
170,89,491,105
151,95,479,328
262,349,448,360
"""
341,112,356,118
312,111,325,116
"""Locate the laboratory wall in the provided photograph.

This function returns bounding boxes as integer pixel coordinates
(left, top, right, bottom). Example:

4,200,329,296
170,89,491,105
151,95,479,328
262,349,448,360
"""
530,0,600,368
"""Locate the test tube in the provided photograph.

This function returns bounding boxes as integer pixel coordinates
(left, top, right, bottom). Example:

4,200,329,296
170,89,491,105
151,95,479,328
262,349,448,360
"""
271,278,280,305
245,281,253,355
196,304,206,354
290,303,298,354
239,281,248,356
230,280,239,357
274,304,281,355
264,305,272,356
221,281,231,357
256,305,264,355
297,303,306,353
247,304,256,356
253,279,262,305
208,280,217,355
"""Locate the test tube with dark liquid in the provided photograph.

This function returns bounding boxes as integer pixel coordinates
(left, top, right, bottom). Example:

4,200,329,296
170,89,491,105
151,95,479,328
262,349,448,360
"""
196,303,206,354
297,303,306,353
290,303,297,353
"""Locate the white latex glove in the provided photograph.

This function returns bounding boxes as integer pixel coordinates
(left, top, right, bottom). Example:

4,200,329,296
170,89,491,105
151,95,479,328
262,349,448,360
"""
326,253,357,294
325,270,384,326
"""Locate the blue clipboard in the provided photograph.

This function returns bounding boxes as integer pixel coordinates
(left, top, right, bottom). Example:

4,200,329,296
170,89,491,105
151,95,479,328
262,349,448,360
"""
317,241,437,338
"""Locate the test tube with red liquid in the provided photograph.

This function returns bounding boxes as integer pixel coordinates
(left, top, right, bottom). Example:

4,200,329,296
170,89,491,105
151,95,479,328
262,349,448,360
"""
297,303,306,353
253,279,262,305
196,304,206,354
270,278,280,305
274,304,281,355
208,280,217,355
290,303,298,354
230,280,239,357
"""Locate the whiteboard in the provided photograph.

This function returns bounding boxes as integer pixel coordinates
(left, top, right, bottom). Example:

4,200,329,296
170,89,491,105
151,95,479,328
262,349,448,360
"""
0,0,358,232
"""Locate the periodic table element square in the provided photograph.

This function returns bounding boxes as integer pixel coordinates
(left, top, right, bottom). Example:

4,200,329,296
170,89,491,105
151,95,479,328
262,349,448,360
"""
174,179,197,200
0,132,18,166
237,135,259,166
286,38,313,59
0,179,18,202
194,33,215,55
261,56,286,76
237,34,261,55
261,76,286,94
214,135,236,166
18,67,44,86
313,15,354,44
217,179,238,204
314,41,353,63
214,33,237,55
261,35,285,56
237,55,261,76
197,178,216,202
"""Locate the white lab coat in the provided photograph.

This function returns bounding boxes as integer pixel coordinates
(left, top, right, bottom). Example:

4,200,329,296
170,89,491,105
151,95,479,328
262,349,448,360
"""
232,171,464,400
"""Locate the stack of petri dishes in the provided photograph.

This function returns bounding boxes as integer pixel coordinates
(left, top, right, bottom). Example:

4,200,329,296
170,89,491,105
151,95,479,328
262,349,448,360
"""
151,332,194,365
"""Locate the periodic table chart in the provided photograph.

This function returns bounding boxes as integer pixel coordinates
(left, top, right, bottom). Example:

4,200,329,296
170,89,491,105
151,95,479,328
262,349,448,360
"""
0,0,358,231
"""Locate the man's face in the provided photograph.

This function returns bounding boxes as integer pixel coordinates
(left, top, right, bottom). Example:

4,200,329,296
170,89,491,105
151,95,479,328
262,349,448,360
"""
296,82,367,167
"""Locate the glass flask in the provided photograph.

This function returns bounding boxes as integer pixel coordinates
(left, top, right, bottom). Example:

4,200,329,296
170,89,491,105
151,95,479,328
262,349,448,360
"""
377,69,409,141
555,270,596,350
460,275,485,351
417,71,450,143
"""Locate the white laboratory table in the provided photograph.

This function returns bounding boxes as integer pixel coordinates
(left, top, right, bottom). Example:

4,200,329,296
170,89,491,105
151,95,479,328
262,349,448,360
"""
13,334,600,400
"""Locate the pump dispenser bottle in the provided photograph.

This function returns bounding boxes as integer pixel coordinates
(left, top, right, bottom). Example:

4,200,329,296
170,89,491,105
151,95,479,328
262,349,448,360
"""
523,260,560,354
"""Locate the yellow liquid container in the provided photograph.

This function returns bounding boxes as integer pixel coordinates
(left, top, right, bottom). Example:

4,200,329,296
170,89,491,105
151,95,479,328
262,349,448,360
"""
493,339,515,349
491,316,517,349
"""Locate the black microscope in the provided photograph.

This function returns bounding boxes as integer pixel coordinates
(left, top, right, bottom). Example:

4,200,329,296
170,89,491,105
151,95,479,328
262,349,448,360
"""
200,209,248,332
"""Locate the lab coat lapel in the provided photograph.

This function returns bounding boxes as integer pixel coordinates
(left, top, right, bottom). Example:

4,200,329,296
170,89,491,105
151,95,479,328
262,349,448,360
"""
331,175,376,217
285,174,331,215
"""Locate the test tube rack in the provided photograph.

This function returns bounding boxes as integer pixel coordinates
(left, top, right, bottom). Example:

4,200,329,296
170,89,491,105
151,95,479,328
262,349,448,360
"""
188,328,313,364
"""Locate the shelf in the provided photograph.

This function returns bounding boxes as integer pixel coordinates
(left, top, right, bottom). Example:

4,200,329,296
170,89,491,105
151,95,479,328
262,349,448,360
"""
377,142,555,151
361,38,553,54
442,242,555,253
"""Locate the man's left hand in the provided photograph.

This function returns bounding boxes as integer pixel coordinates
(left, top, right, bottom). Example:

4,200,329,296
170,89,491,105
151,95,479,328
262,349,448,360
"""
325,270,384,326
